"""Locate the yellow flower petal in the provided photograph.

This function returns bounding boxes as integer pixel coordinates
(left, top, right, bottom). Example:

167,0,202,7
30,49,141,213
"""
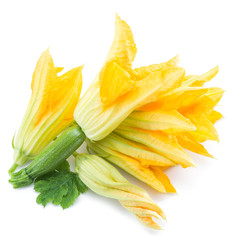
34,65,83,127
123,109,196,133
96,133,176,167
180,88,224,115
139,87,208,111
182,66,219,87
205,87,224,104
105,14,137,70
176,135,213,158
122,199,166,220
184,114,219,142
150,166,176,193
55,67,64,74
99,60,132,105
135,216,163,230
133,55,179,80
115,125,195,168
208,110,223,124
183,75,198,81
180,96,215,117
86,139,167,192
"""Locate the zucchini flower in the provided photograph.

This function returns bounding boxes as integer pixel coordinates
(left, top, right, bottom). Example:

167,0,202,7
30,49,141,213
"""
87,66,224,193
10,49,83,173
75,154,166,230
74,14,185,141
10,14,223,190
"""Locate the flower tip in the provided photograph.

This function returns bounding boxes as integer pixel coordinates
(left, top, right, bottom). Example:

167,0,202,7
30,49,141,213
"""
168,187,177,194
115,13,121,21
45,47,50,55
209,65,219,78
160,186,167,193
208,153,214,159
179,67,186,75
170,55,180,65
193,163,197,168
11,134,16,149
137,216,165,230
72,65,84,75
182,161,196,168
160,212,167,221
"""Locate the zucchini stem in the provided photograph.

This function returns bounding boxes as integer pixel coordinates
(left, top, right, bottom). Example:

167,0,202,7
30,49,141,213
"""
9,123,85,188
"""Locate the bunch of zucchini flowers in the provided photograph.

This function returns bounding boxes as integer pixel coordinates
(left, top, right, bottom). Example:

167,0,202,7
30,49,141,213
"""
9,15,224,230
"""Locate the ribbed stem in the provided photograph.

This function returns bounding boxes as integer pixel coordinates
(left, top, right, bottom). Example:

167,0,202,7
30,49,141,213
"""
9,123,85,188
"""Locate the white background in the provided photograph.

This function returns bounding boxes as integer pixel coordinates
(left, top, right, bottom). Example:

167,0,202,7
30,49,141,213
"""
0,0,233,239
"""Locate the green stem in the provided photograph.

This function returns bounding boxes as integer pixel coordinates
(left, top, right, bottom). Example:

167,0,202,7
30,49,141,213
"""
9,123,85,188
8,163,18,175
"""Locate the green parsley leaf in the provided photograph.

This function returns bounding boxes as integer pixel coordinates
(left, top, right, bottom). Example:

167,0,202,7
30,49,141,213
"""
34,161,87,209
